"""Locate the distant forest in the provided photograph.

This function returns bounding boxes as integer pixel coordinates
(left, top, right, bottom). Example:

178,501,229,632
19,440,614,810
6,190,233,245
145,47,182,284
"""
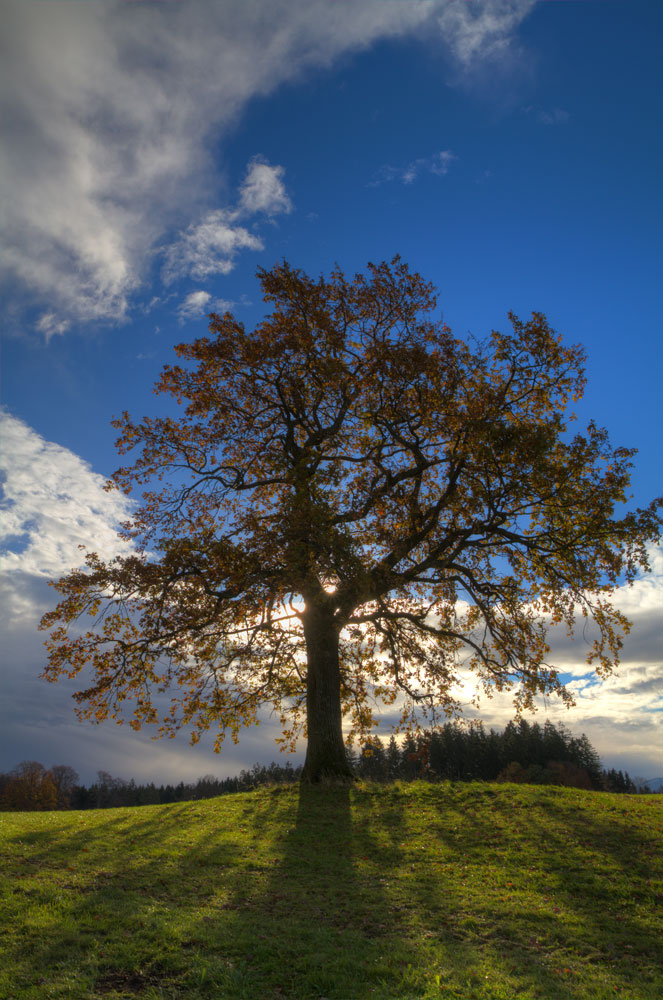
0,719,653,811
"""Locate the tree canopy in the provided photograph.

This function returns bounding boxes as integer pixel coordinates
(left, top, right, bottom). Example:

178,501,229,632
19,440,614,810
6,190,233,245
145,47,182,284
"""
41,258,662,782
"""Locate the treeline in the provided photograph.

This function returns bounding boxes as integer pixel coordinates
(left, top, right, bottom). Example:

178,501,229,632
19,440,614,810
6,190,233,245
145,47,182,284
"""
0,760,302,811
1,720,651,811
350,720,646,793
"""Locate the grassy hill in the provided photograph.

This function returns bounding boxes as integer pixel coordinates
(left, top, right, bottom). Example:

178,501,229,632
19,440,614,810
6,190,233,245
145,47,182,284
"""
1,781,661,999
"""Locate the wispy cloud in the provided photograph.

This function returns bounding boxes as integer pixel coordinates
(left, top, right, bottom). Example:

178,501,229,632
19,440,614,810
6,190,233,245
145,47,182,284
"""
371,150,456,187
35,313,71,342
177,290,212,320
523,105,570,125
163,212,264,285
436,0,537,70
0,0,537,332
163,158,291,285
177,290,235,322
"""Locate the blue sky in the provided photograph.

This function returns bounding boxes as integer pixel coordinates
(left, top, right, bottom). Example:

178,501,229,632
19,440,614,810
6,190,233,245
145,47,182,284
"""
1,0,661,785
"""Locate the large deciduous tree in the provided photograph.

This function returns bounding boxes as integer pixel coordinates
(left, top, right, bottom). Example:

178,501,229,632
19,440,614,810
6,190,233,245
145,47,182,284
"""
0,761,58,811
40,259,661,782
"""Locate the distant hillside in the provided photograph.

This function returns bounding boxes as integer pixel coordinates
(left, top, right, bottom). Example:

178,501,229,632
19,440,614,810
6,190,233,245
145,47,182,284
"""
1,782,662,999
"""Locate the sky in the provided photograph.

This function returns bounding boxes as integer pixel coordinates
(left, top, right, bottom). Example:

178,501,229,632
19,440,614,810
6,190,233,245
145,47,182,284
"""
1,0,661,786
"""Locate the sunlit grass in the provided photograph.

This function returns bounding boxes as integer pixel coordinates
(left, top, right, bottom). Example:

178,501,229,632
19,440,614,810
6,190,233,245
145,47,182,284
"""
1,781,661,999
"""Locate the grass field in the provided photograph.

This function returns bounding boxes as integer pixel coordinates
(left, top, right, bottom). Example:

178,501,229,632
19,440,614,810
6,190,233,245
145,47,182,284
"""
1,781,661,999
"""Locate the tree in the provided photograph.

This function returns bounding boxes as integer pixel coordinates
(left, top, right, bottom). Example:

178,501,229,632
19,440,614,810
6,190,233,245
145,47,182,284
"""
40,258,661,783
569,733,603,789
0,761,57,811
358,736,388,781
386,735,403,780
92,770,127,808
50,765,80,809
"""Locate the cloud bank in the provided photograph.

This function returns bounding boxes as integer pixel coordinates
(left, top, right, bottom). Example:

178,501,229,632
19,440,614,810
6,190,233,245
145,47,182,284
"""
1,0,537,331
0,410,133,586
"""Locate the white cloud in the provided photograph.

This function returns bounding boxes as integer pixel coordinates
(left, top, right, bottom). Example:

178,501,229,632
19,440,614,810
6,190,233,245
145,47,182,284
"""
163,210,264,284
178,290,212,320
372,150,457,186
163,156,293,284
163,156,293,285
0,410,133,591
537,108,569,125
0,0,537,330
177,290,235,322
238,158,293,217
371,547,663,777
0,410,298,783
35,313,71,341
436,0,537,69
405,151,456,183
448,554,663,776
645,544,663,577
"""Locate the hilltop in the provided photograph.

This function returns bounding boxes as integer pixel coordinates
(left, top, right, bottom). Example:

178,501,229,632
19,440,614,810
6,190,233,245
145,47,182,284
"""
1,781,661,999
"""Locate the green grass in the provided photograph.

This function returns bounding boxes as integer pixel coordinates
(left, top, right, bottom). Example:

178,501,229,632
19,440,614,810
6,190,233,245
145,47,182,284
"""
1,781,661,999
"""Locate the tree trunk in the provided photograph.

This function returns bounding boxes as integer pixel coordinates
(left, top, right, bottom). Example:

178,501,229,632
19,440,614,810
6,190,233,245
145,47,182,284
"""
300,603,355,784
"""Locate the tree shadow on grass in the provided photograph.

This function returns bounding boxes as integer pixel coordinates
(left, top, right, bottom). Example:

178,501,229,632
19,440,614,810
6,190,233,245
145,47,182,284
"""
186,782,608,999
169,782,374,998
187,782,498,998
212,782,361,997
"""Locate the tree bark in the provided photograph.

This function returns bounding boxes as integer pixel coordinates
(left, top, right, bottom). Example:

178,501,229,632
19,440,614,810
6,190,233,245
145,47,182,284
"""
300,603,355,783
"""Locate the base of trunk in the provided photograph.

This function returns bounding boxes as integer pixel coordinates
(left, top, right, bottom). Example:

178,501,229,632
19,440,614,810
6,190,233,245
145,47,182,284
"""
300,759,356,785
